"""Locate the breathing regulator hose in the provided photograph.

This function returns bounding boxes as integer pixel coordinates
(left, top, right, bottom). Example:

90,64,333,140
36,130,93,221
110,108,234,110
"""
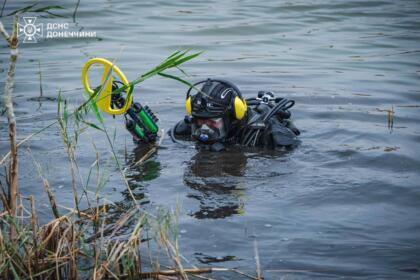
169,122,191,146
241,95,295,147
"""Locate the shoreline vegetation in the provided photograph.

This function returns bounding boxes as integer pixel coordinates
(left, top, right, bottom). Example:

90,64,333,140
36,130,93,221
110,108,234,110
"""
0,12,264,279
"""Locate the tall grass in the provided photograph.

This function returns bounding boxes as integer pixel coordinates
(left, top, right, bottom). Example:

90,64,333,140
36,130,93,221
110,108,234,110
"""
0,14,18,245
0,10,262,280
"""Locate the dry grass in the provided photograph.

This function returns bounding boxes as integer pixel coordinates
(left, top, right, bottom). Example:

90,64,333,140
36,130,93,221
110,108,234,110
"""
0,12,262,280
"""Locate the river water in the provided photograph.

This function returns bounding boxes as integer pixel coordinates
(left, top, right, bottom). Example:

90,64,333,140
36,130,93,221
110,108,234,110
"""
1,0,420,279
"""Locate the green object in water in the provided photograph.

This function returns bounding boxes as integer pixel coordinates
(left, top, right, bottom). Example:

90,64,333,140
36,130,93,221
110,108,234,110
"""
126,119,145,140
134,103,159,134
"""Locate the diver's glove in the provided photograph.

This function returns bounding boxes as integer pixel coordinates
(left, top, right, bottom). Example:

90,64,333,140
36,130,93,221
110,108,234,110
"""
284,119,300,136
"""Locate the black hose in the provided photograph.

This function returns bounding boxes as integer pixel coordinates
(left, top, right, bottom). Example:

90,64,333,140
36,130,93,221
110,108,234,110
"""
262,99,288,121
241,97,296,147
263,99,294,122
169,123,192,147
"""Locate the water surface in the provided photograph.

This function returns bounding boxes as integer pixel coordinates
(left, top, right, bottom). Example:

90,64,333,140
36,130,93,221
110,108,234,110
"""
1,0,420,279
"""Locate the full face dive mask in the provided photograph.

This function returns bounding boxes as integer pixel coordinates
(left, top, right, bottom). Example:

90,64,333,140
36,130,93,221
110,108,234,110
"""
191,117,227,143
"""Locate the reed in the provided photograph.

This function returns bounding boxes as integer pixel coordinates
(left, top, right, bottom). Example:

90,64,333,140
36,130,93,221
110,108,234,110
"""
0,15,18,244
0,12,262,280
1,192,257,279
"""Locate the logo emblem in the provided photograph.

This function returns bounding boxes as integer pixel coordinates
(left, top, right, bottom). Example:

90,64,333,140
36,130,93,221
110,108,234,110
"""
18,17,43,43
220,88,232,99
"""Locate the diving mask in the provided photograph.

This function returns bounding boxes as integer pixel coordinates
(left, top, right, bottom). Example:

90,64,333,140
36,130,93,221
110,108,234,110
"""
192,117,226,143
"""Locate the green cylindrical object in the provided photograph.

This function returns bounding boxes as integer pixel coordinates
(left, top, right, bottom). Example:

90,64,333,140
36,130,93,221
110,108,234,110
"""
126,119,145,139
133,123,145,138
138,109,158,134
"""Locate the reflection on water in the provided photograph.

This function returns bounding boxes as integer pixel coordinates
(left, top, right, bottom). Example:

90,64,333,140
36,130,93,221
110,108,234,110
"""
123,145,161,204
128,144,161,182
1,0,420,278
124,145,249,220
184,149,247,219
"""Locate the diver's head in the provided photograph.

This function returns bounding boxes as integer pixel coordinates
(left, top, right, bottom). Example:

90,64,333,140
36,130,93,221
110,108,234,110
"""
186,79,247,144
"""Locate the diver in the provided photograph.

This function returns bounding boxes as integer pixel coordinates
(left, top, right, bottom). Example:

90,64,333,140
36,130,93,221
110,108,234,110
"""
170,78,300,152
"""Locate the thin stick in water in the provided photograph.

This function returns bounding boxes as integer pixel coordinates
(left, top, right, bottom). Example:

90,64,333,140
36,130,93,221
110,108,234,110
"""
254,236,263,280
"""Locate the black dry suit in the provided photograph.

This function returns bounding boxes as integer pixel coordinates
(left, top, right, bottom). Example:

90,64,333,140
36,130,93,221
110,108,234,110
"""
171,79,300,151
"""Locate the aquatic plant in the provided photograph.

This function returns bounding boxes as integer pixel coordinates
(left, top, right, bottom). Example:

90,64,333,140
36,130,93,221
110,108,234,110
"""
0,15,262,280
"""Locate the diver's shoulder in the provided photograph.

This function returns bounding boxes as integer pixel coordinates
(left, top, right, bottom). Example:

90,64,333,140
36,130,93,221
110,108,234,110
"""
173,116,192,136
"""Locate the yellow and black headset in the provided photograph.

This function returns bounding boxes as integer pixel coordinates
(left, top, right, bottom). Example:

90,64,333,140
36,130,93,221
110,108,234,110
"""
185,79,247,120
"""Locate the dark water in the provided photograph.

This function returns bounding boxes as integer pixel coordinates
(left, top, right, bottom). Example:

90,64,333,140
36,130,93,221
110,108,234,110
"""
1,0,420,279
